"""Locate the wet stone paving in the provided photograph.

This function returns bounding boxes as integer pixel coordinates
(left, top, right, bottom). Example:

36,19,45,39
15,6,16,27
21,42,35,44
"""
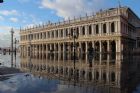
0,52,140,93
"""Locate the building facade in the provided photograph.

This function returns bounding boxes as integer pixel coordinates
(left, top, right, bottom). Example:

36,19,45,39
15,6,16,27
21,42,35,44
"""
20,7,140,62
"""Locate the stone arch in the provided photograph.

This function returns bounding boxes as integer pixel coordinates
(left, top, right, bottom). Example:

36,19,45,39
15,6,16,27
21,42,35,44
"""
81,70,85,79
69,68,73,76
110,41,116,53
95,41,100,52
88,71,92,81
96,71,99,80
81,42,86,53
111,72,115,82
88,41,92,48
103,72,106,83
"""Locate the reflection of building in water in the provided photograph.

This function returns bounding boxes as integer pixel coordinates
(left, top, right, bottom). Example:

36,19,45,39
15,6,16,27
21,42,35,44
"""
20,54,140,93
20,7,140,62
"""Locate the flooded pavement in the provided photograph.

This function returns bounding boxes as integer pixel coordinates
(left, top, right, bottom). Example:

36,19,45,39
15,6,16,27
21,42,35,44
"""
0,53,140,93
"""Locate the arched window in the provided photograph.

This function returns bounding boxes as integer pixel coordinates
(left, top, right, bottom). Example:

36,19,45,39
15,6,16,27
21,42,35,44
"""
65,29,68,36
82,26,85,35
40,33,42,39
111,72,115,82
76,27,79,36
60,29,63,37
89,25,92,35
96,25,99,34
56,30,58,37
38,33,39,39
70,28,73,36
103,24,106,33
111,22,115,32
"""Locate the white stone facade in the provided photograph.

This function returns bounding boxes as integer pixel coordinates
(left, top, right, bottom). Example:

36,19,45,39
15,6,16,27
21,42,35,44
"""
19,7,140,61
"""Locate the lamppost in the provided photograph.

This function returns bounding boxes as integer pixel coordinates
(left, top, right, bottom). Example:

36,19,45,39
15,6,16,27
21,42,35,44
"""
69,27,79,80
14,38,18,56
11,28,14,67
28,31,32,72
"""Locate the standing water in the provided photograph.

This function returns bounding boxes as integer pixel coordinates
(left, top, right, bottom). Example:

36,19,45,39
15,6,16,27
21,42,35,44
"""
0,52,140,93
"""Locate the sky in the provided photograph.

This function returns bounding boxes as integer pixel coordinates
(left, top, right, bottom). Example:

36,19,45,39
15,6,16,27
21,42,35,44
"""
0,0,140,47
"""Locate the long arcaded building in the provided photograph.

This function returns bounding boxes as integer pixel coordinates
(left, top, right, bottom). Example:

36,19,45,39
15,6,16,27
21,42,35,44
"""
20,7,140,61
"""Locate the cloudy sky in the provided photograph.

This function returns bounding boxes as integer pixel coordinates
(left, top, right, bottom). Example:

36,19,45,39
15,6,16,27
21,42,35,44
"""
0,0,140,47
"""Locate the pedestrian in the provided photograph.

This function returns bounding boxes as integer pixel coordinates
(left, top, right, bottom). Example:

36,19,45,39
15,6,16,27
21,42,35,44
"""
87,44,94,67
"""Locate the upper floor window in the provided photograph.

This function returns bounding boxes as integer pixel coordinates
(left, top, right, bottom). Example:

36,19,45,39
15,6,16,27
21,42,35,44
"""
56,30,58,37
88,25,92,35
47,32,50,38
37,33,39,39
65,29,68,37
111,22,115,33
70,28,73,36
60,29,63,37
76,27,79,36
103,24,106,33
96,25,99,34
40,33,43,39
82,26,85,35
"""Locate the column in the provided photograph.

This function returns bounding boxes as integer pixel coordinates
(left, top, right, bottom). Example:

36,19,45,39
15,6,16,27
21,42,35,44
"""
63,29,65,39
99,23,102,36
85,25,88,37
79,26,81,36
92,42,95,65
107,22,109,35
79,42,82,60
63,43,65,60
92,24,94,36
107,41,110,66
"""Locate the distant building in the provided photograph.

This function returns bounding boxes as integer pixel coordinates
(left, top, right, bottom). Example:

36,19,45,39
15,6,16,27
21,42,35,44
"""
20,7,140,61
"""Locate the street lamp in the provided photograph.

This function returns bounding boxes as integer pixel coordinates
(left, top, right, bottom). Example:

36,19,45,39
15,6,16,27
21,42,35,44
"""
28,31,32,72
11,28,14,67
69,27,79,81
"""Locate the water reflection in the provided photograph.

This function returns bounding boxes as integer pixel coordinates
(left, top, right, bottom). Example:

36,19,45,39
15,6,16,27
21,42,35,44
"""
20,53,140,93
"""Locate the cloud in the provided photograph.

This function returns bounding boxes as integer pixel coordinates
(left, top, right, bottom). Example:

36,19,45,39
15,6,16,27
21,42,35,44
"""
18,0,30,3
40,0,115,19
0,16,4,21
0,10,19,16
10,17,19,23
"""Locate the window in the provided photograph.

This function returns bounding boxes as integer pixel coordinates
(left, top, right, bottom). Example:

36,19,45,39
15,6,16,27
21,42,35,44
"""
103,24,106,33
60,29,63,37
76,27,79,36
82,26,85,35
66,29,68,36
56,30,58,37
96,25,99,34
111,22,115,32
70,28,73,36
89,25,92,35
47,32,50,38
